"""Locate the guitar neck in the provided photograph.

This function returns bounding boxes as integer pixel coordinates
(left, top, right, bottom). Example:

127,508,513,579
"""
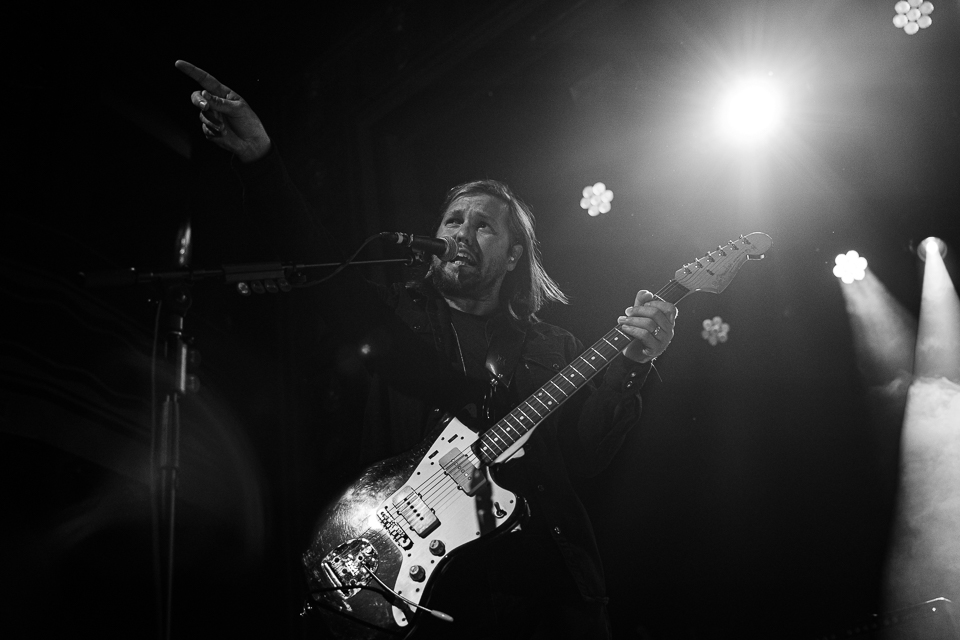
475,279,692,465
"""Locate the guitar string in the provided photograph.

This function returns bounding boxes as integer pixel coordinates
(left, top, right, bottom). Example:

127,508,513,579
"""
393,264,730,514
406,337,620,516
391,318,653,516
388,442,493,519
385,346,631,528
386,279,686,522
409,371,577,513
413,279,691,515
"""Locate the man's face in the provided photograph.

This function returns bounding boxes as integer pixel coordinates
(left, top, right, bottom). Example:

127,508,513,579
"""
431,194,523,303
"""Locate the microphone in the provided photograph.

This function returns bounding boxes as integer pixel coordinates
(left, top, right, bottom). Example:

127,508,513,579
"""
380,232,457,262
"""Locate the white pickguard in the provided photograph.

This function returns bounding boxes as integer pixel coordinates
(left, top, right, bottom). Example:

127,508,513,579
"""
376,417,519,627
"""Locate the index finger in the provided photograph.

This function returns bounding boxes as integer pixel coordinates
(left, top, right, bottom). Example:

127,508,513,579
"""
628,298,677,320
175,60,231,97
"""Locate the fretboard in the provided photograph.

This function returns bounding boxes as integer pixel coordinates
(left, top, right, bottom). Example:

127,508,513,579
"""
475,279,691,464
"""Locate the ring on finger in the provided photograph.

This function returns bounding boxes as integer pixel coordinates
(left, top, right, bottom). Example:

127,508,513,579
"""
652,326,661,338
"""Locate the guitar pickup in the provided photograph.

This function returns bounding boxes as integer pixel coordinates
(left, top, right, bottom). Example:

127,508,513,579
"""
392,487,440,537
438,448,487,496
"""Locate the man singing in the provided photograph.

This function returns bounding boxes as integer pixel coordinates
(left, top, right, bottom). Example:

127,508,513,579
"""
177,59,678,639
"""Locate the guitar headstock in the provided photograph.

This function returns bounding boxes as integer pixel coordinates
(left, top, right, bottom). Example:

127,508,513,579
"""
673,232,772,294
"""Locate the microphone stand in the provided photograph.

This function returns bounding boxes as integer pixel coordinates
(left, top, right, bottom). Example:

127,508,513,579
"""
82,247,425,640
154,280,190,640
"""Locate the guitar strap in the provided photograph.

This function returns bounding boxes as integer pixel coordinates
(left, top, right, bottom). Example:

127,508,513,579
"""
481,316,527,421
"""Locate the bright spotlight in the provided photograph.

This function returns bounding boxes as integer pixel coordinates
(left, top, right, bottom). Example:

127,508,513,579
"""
918,237,947,262
716,77,785,146
834,250,868,284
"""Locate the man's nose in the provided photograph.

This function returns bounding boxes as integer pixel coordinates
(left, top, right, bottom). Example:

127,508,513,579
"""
455,225,474,244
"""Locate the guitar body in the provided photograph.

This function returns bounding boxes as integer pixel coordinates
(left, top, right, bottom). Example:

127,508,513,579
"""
303,414,523,639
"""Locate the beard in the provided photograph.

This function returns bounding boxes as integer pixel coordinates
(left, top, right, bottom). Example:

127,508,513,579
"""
429,256,507,302
430,259,480,297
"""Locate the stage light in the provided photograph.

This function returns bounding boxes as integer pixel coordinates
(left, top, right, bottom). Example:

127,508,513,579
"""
884,227,960,611
580,182,613,217
701,316,730,346
833,250,868,284
917,237,947,262
893,0,934,34
716,77,784,147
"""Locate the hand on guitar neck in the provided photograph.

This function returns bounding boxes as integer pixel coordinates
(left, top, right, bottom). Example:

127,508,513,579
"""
616,289,678,363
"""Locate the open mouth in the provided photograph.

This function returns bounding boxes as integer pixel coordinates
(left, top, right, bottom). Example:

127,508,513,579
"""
453,253,477,266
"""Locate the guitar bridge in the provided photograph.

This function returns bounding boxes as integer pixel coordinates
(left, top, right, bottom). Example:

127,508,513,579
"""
438,447,487,496
378,510,413,550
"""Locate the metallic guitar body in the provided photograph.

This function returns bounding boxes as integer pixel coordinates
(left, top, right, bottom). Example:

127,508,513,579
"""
303,415,522,639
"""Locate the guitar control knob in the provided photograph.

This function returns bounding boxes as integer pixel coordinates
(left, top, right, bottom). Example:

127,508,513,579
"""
428,540,445,556
409,565,426,582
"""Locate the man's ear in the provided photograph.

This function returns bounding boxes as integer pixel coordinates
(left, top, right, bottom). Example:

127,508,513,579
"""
506,244,523,271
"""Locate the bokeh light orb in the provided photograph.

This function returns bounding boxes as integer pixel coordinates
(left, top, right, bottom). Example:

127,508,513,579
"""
894,0,934,33
833,250,868,284
701,316,730,346
580,182,613,216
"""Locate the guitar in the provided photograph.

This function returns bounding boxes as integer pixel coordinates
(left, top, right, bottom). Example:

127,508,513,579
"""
302,232,772,639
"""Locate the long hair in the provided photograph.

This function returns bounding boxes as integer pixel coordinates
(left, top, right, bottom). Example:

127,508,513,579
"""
435,179,568,323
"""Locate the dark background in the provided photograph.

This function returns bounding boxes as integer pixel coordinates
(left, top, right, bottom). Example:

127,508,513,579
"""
5,1,958,638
